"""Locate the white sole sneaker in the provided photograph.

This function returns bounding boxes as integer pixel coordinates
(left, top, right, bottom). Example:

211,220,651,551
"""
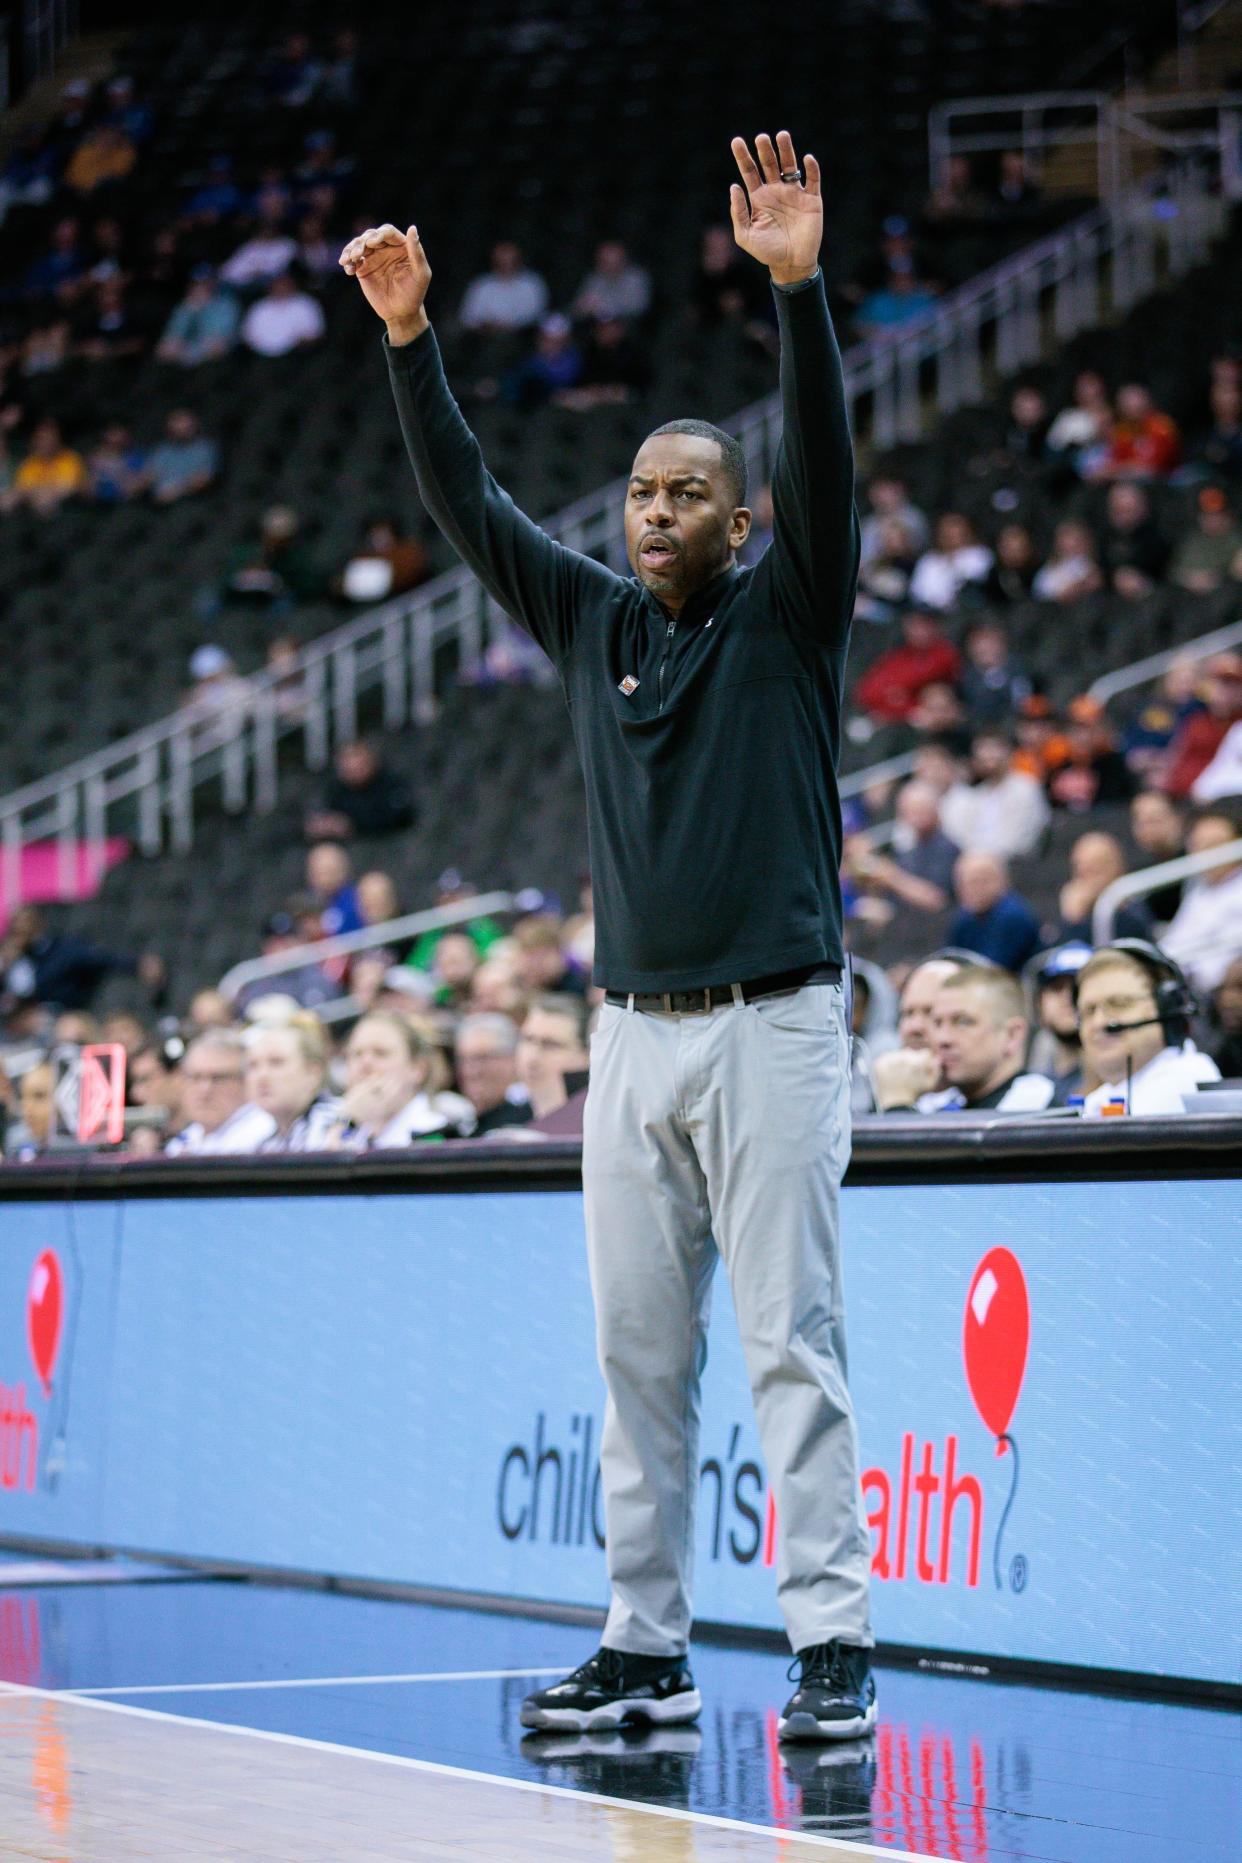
778,1697,879,1742
521,1687,702,1732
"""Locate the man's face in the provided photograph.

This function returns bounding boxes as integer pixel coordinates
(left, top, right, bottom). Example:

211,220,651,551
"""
516,1010,587,1094
1107,484,1146,530
1039,978,1080,1040
307,844,349,895
1131,793,1182,856
971,737,1010,783
955,854,1006,914
181,1044,246,1131
934,987,1021,1097
1188,814,1240,884
19,1067,54,1144
1070,834,1123,897
130,1052,180,1116
336,743,377,787
897,960,959,1052
435,934,477,987
167,411,197,443
455,1030,517,1113
1077,962,1165,1082
513,941,565,990
625,434,749,612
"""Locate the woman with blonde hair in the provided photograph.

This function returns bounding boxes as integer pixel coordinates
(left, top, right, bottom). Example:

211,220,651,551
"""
329,1011,475,1147
249,1014,341,1151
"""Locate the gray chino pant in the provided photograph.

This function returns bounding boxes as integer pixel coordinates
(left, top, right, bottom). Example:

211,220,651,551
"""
581,978,874,1658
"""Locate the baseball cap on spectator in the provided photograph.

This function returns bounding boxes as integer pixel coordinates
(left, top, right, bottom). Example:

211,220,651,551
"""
190,644,232,679
382,966,434,1002
1032,941,1092,982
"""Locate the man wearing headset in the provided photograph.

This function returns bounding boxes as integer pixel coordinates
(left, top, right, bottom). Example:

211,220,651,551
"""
1074,943,1220,1115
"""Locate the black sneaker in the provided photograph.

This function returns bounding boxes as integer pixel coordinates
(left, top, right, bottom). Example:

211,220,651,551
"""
519,1648,701,1732
778,1640,877,1742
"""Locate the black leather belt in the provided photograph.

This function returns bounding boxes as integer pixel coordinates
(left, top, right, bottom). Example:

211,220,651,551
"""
605,962,842,1015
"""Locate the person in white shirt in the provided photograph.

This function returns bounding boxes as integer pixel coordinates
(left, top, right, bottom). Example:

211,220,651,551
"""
164,1030,275,1154
1161,809,1242,991
459,240,548,333
572,241,651,324
919,966,1054,1113
940,730,1050,859
220,232,299,288
241,273,326,357
248,1015,342,1151
908,511,993,611
1075,945,1219,1115
1191,725,1242,803
327,1010,475,1147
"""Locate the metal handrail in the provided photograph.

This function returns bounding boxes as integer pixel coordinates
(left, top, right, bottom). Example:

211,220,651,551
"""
1092,837,1242,943
0,158,1223,914
217,892,515,1001
1087,618,1242,706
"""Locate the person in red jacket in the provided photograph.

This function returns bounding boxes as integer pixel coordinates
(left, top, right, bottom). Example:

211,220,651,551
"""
855,607,961,723
1163,653,1242,797
1093,382,1182,481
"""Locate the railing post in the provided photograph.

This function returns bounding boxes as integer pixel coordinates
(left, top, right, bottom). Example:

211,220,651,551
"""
935,307,958,415
222,707,247,813
55,784,77,897
331,645,358,746
253,694,278,815
169,728,193,855
382,614,405,729
897,341,923,442
872,352,897,451
411,609,435,724
1053,241,1078,341
138,745,161,856
303,658,329,770
84,772,107,889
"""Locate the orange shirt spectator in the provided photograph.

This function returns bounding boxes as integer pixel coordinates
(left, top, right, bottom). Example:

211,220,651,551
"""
1098,384,1181,479
64,126,137,195
4,420,87,514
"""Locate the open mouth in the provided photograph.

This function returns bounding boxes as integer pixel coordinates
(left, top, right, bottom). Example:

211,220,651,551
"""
639,539,678,571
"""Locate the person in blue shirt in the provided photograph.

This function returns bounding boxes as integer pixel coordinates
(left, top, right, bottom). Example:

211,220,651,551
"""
947,851,1042,972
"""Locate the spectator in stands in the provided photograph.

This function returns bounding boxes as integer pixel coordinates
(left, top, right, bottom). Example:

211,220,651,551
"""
469,959,527,1020
143,408,218,505
200,505,319,616
220,223,300,292
870,954,969,1111
303,739,414,841
1099,482,1169,597
453,1013,532,1136
1046,369,1113,477
51,1010,99,1044
1207,954,1242,1076
3,418,86,515
1047,696,1135,810
87,422,146,503
0,905,162,1015
1049,831,1151,945
235,908,342,1017
924,154,987,228
1092,382,1182,482
330,1011,475,1146
1162,807,1242,992
690,223,769,333
129,1038,186,1144
1026,942,1090,1092
333,514,430,599
909,512,992,612
853,518,919,623
844,779,959,917
573,240,651,325
1193,371,1242,481
921,966,1053,1112
560,316,650,408
960,621,1031,726
241,272,326,357
305,842,363,938
186,989,237,1032
1130,789,1188,922
183,153,244,226
947,852,1042,972
74,277,148,363
855,609,960,724
83,213,131,286
515,993,590,1120
424,932,480,1013
1076,946,1219,1115
22,216,85,299
1163,653,1242,796
981,524,1038,605
507,313,583,407
6,1061,54,1159
405,871,504,973
103,73,151,146
100,1010,152,1056
1169,485,1242,594
356,870,400,927
1031,518,1103,603
164,1035,273,1147
265,33,322,110
250,1014,340,1151
18,312,72,379
854,271,937,340
1193,719,1242,802
941,729,1049,858
296,212,338,286
180,643,251,748
511,914,586,998
993,150,1041,218
459,241,548,334
156,268,241,365
64,123,137,198
859,473,930,564
320,27,360,113
0,126,60,221
1122,658,1203,779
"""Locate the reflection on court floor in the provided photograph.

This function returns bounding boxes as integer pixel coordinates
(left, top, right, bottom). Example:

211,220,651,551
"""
0,1576,1234,1861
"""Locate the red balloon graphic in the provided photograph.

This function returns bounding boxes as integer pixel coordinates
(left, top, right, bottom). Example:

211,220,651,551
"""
963,1247,1029,1455
27,1250,63,1398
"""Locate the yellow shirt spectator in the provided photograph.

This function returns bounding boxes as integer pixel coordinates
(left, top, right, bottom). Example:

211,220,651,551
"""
15,449,87,493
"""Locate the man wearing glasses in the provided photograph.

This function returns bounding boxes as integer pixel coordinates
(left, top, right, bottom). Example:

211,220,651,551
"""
164,1031,275,1154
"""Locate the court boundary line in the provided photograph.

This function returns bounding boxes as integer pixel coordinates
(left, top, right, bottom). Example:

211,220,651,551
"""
67,1665,572,1696
0,1679,953,1861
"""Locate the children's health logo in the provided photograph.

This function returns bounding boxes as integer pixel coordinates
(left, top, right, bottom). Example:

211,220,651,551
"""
1,1251,64,1495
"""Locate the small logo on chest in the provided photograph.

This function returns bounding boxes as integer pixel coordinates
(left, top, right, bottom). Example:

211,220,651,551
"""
618,675,639,696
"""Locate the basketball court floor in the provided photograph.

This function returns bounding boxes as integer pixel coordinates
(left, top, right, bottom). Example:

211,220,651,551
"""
0,1561,1233,1860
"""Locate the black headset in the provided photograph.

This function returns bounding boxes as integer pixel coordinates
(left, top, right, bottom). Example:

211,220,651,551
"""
1071,939,1198,1043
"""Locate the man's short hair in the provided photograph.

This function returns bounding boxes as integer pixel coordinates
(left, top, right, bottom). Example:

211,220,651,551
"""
455,1012,520,1055
646,419,748,507
937,965,1028,1025
1074,948,1156,1001
527,993,589,1047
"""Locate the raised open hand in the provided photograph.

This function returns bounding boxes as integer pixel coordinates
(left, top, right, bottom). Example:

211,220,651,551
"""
729,132,822,287
339,223,431,343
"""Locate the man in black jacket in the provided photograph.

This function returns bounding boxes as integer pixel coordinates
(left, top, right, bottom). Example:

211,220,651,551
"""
341,130,875,1742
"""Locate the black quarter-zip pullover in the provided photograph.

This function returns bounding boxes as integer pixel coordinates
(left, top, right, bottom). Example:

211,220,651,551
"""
385,270,859,993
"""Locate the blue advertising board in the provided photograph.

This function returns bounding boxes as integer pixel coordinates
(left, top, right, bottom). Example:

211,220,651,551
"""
0,1176,1237,1688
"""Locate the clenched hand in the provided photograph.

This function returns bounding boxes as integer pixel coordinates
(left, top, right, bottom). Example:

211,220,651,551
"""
339,223,432,346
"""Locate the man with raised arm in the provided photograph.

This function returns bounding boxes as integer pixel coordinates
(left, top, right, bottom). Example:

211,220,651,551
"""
341,131,875,1742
